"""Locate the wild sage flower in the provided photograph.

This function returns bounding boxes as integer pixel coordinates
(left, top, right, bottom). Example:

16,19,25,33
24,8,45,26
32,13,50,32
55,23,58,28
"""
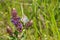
11,8,22,32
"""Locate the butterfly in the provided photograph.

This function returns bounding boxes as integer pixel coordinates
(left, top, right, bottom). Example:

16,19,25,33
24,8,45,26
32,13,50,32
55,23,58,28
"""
21,14,33,28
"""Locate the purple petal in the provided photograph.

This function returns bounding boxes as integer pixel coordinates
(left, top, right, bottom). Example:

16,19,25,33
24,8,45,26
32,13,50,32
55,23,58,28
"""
11,19,18,25
18,23,22,28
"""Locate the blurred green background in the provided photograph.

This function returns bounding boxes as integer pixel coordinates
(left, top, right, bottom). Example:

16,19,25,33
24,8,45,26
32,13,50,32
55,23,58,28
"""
0,0,60,40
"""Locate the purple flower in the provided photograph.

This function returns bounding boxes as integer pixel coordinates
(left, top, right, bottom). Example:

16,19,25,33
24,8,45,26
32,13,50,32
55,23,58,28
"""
11,8,22,32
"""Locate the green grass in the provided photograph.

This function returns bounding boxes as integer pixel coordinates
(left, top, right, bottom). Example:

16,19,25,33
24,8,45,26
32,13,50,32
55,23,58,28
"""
0,0,60,40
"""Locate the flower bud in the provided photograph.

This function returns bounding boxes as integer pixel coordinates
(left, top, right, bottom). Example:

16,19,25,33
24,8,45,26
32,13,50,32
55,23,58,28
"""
11,8,17,17
6,26,13,36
